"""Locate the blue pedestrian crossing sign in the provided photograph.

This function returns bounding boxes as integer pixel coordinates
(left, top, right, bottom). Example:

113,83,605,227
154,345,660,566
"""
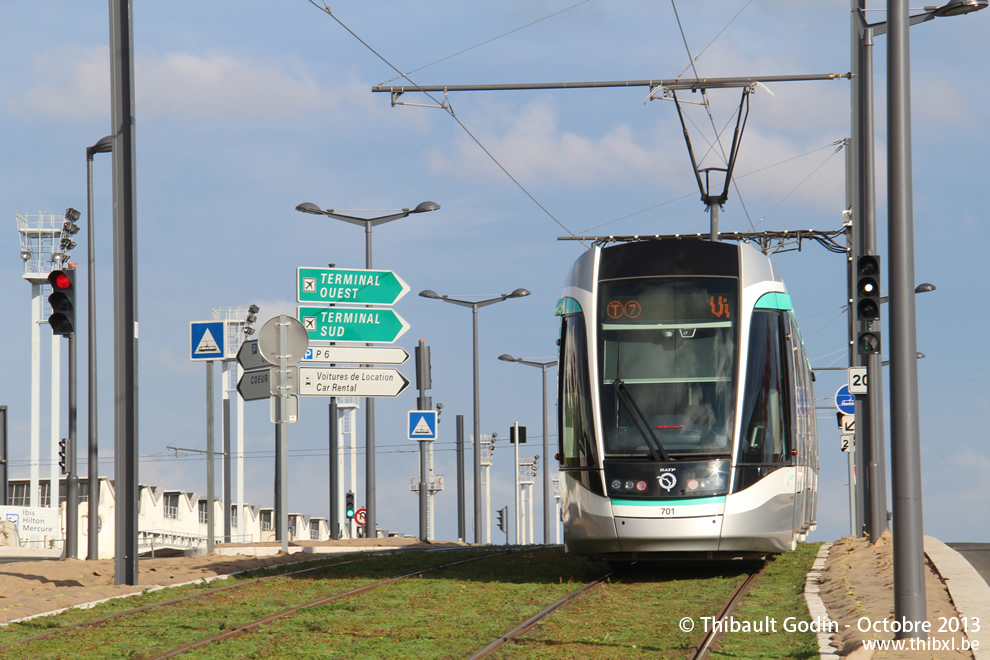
190,321,226,361
408,410,437,441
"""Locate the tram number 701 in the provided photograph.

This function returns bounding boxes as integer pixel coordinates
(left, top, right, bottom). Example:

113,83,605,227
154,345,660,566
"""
656,507,676,517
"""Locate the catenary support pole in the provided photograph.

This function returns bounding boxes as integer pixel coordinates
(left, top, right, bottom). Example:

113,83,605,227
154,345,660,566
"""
110,0,140,586
887,0,926,639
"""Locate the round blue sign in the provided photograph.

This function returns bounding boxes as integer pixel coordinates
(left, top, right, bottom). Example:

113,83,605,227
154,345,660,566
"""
834,385,856,415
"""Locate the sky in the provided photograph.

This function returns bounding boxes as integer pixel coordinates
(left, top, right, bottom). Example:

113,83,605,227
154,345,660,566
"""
1,1,987,547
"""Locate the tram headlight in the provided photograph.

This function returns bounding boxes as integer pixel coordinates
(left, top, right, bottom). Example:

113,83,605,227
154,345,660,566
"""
624,480,635,490
611,479,622,490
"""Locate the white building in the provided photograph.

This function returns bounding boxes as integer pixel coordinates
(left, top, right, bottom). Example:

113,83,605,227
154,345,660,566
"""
4,477,329,558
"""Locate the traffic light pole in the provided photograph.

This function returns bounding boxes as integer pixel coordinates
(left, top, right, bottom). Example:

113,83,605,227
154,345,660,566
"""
65,333,79,558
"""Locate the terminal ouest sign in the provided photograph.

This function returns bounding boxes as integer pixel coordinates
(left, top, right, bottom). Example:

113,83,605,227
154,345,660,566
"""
296,267,409,306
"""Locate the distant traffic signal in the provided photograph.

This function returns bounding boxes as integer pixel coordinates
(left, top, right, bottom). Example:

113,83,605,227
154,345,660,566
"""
345,491,355,519
58,438,67,474
48,268,77,336
496,507,506,532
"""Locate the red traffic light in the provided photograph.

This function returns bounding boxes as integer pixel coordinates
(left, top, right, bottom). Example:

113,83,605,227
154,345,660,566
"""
50,271,72,291
47,269,77,336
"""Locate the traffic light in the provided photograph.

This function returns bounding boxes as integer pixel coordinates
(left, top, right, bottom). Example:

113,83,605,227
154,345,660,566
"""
47,268,77,336
854,255,881,354
345,491,355,519
496,507,506,532
858,331,881,355
855,255,881,322
58,438,67,474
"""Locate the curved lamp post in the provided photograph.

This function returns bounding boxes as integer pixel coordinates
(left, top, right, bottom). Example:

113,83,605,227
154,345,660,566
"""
419,288,530,543
85,135,112,561
498,354,557,544
295,200,439,539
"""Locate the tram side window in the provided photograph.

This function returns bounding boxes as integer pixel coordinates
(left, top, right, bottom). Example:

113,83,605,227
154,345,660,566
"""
738,311,792,467
559,313,597,471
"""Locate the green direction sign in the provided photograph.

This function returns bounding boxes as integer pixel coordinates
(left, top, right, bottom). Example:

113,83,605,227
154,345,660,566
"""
298,306,410,344
297,267,409,305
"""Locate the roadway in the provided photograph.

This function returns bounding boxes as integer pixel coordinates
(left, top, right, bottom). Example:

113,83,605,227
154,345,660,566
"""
948,543,990,585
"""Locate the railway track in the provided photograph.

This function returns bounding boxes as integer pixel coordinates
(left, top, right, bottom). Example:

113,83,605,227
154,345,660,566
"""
0,547,783,658
0,547,511,657
468,560,766,659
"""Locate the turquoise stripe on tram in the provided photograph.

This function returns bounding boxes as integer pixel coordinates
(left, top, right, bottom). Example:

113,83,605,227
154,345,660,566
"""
754,291,792,311
611,496,726,507
555,297,583,316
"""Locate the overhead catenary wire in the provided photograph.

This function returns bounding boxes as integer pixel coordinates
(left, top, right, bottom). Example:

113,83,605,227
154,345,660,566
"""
670,0,756,230
378,0,592,85
578,140,847,234
307,0,578,238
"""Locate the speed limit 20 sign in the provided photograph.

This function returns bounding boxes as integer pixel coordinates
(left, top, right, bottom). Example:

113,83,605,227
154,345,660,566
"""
848,366,867,394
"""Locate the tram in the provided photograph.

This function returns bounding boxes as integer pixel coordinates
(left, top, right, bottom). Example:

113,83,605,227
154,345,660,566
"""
556,239,818,560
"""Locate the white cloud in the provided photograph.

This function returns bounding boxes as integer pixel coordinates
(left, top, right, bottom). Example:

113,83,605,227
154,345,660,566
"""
427,97,684,186
14,46,110,119
10,45,374,121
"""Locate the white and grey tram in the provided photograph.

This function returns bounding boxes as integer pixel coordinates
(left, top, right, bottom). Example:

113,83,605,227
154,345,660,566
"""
556,239,818,561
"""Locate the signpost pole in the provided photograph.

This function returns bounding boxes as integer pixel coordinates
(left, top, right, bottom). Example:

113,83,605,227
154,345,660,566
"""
277,316,289,554
222,363,231,543
416,341,431,542
456,414,465,542
329,399,340,540
206,360,215,554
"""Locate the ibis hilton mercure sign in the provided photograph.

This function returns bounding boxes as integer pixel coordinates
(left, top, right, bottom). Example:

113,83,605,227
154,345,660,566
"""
298,307,409,344
297,267,409,305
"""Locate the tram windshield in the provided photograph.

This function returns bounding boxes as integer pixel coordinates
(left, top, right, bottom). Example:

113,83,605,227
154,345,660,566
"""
599,277,737,458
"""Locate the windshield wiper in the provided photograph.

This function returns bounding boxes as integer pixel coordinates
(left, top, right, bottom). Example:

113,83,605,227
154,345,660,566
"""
612,379,669,461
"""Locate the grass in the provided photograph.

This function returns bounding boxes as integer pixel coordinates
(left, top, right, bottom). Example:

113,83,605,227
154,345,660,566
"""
0,544,825,659
710,542,823,659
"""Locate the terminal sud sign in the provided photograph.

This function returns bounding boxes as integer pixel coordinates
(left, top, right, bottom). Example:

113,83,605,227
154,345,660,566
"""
297,306,409,344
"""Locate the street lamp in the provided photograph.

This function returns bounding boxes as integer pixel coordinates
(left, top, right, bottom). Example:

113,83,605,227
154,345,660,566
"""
498,354,557,545
85,135,112,561
851,0,986,636
419,288,530,543
295,200,439,538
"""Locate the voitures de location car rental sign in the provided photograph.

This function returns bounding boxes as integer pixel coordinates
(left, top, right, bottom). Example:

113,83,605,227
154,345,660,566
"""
297,267,409,305
299,367,409,397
